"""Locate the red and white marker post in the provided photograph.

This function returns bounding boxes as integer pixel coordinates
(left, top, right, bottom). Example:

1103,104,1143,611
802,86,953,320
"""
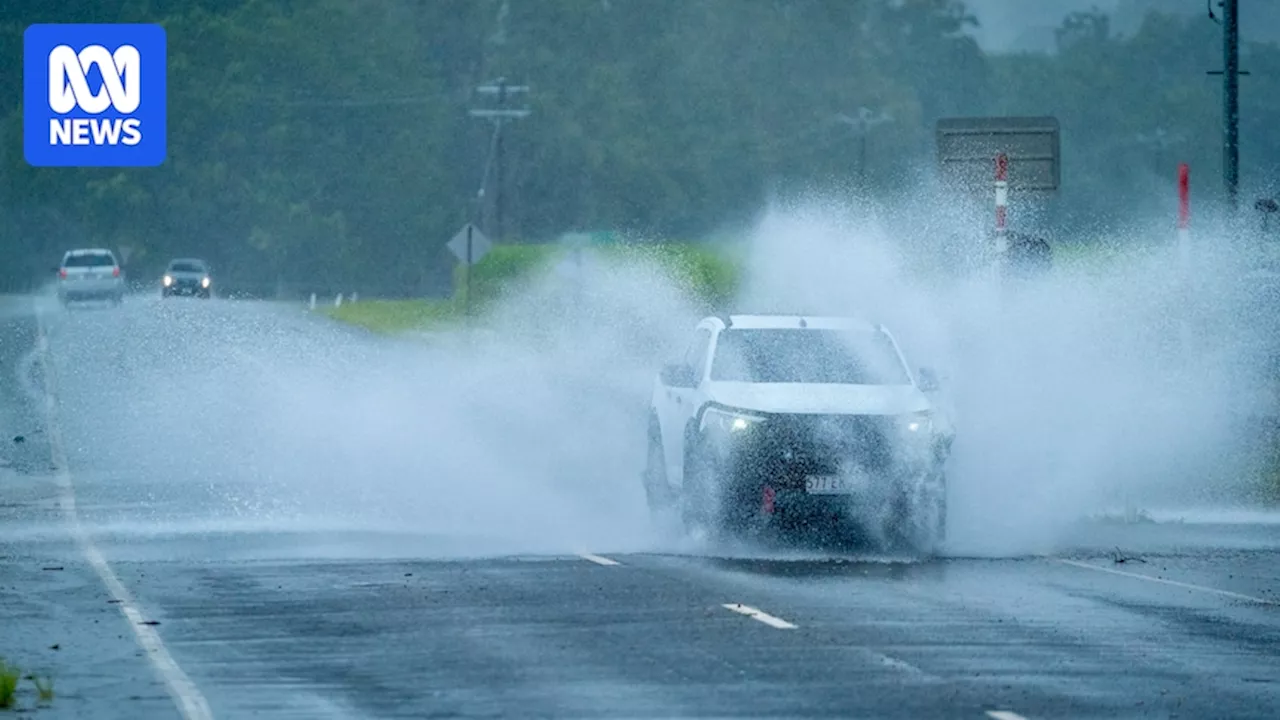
990,152,1010,292
1177,163,1190,274
1176,163,1193,357
994,152,1009,254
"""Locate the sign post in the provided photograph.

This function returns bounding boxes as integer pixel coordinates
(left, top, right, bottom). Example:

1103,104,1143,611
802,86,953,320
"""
447,222,491,321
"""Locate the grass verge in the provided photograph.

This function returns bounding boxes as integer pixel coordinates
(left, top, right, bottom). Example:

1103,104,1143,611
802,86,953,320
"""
320,297,459,334
320,240,737,334
0,660,18,708
30,674,53,703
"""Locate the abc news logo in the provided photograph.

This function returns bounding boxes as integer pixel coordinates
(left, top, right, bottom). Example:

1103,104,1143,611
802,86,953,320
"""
24,24,167,167
48,44,144,147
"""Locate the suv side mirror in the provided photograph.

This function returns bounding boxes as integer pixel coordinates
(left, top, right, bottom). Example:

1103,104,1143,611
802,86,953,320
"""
917,366,940,392
660,362,697,388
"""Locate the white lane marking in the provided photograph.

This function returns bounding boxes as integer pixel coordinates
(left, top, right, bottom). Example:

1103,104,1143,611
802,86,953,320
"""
722,602,798,629
578,553,621,566
986,712,1030,720
872,651,928,676
34,303,215,720
1057,558,1280,606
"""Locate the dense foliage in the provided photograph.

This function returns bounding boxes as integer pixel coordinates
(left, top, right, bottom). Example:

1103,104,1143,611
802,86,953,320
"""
2,0,1277,296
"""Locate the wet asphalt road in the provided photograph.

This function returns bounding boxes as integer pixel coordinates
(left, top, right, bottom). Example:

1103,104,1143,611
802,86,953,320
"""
2,292,1280,719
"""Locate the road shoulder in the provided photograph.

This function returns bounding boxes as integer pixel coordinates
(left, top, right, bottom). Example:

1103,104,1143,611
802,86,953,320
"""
0,301,181,717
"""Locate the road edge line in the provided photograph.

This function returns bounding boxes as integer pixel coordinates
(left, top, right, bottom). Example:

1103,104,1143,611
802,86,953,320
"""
33,301,216,720
1057,558,1279,606
578,553,621,566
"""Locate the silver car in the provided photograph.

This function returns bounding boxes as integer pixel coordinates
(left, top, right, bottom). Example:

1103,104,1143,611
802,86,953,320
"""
56,248,125,307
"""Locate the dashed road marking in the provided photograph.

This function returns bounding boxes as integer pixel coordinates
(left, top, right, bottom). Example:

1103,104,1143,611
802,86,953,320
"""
578,553,621,566
722,602,798,629
1057,558,1279,606
34,302,215,720
986,711,1029,720
872,651,928,676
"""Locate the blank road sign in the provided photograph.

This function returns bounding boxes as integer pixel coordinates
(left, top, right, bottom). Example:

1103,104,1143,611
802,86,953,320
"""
447,223,491,265
936,116,1060,192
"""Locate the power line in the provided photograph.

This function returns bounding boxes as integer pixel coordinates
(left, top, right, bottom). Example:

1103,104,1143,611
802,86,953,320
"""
234,95,440,108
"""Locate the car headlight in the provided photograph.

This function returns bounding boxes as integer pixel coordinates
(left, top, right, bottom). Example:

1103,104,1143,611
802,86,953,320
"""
903,411,933,434
701,406,765,436
201,277,211,288
162,275,173,286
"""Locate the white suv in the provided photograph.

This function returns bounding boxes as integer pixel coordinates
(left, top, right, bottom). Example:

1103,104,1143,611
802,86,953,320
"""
56,248,125,307
642,314,954,553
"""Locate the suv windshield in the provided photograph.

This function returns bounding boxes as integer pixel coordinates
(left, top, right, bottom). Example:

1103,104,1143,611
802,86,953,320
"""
168,262,206,273
63,253,115,268
710,328,912,385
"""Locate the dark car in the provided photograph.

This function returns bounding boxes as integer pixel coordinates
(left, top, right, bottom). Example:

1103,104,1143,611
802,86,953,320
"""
161,258,213,298
1002,231,1054,279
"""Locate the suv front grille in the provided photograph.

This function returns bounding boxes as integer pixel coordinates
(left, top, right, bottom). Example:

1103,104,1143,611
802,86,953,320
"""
734,413,897,483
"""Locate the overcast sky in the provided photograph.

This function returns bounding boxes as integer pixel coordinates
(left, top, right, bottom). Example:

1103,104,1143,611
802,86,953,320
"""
963,0,1277,53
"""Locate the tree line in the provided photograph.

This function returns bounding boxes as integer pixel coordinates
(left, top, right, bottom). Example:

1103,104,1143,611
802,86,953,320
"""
2,0,1277,296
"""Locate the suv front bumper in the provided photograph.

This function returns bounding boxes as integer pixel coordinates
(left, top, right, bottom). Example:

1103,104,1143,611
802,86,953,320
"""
163,282,209,296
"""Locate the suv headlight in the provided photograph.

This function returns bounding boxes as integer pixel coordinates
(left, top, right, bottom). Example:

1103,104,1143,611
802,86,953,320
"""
903,411,933,434
701,406,765,436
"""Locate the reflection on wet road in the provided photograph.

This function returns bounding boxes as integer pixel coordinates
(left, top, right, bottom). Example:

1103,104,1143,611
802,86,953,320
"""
1,293,1278,719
